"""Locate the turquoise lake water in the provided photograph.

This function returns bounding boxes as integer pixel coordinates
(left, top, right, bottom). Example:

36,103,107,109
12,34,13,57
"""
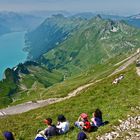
0,32,27,79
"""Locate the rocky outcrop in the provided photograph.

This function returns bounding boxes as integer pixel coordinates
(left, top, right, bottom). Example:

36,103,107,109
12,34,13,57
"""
97,107,140,140
3,61,39,83
4,68,19,83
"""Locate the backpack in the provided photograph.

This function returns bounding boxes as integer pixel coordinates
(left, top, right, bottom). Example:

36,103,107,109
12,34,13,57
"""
83,120,92,132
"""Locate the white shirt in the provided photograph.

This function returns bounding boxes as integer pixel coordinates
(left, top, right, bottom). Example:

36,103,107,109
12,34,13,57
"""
56,121,69,134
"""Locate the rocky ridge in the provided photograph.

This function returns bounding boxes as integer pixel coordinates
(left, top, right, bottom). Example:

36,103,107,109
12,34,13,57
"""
97,106,140,140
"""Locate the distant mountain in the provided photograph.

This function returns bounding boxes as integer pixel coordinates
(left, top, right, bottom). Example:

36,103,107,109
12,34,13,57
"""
72,12,96,19
42,16,140,75
25,15,140,74
128,13,140,19
0,11,43,36
125,13,140,28
25,14,87,60
73,12,125,21
72,13,140,28
27,10,72,18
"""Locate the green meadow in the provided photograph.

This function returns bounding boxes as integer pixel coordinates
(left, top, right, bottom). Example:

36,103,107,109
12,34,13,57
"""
0,64,139,140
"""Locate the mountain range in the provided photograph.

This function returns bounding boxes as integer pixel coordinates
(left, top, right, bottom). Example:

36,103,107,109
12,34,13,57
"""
0,13,140,108
0,11,44,36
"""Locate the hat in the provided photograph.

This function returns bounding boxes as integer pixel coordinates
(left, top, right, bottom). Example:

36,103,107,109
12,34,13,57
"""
3,131,14,140
80,113,88,119
44,118,52,125
77,131,87,140
57,114,66,122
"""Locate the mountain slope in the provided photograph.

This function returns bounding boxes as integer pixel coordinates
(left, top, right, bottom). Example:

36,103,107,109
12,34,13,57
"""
25,14,87,60
0,63,139,140
42,17,140,75
125,13,140,28
0,61,63,108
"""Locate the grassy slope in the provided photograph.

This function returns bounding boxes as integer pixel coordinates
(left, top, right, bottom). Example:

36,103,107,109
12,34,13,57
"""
0,64,139,140
10,66,64,105
43,18,140,77
9,53,130,106
0,80,17,108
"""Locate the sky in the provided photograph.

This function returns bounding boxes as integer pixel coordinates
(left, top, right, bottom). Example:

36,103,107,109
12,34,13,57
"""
0,0,140,16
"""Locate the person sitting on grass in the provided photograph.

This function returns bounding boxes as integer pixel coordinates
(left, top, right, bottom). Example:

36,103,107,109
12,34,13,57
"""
56,114,70,134
35,129,48,140
35,118,58,140
77,131,88,140
43,118,58,137
75,113,91,132
3,131,15,140
91,109,105,127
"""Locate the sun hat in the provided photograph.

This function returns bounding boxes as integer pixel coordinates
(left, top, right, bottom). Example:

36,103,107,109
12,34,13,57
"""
80,113,88,119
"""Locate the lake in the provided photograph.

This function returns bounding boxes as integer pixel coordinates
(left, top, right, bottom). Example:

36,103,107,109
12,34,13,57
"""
0,32,27,79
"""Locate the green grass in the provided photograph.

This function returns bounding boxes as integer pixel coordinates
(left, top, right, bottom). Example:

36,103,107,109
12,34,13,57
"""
9,53,135,106
0,64,139,140
10,56,120,106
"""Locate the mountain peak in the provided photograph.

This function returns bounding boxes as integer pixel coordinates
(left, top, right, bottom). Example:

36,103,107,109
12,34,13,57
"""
129,13,140,19
95,14,102,20
52,14,65,19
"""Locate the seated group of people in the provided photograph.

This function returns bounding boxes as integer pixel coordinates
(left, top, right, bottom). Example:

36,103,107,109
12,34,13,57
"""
3,109,107,140
75,108,105,133
112,74,124,84
35,109,106,140
35,114,69,140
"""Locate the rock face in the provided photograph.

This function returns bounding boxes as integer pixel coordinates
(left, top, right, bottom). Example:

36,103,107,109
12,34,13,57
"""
4,68,19,83
3,61,39,83
97,107,140,140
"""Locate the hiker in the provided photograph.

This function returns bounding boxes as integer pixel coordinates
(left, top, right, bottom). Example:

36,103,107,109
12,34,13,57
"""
91,109,104,127
75,113,91,132
112,74,124,84
35,118,58,140
43,118,58,137
3,131,15,140
35,129,48,140
112,78,119,84
77,131,88,140
56,114,70,134
118,74,124,80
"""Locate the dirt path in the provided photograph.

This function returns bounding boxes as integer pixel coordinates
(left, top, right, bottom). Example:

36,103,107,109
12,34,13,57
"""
0,51,139,116
109,52,140,77
0,81,102,116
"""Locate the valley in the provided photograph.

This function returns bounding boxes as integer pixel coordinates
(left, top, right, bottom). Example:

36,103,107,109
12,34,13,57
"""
0,12,140,140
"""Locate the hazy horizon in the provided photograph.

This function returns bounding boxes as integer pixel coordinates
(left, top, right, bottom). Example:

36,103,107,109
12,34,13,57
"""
0,0,140,16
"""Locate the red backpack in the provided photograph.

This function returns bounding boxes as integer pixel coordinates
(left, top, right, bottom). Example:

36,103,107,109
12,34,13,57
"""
83,120,91,131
